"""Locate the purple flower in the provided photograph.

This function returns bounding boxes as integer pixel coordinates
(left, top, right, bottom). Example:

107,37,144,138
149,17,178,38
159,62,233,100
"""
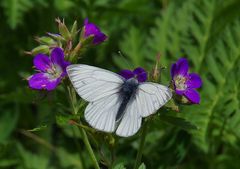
171,58,202,104
83,18,107,45
119,67,147,82
28,47,70,91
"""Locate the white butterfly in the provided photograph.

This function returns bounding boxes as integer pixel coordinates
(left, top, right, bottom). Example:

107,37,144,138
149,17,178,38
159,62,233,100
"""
67,64,172,137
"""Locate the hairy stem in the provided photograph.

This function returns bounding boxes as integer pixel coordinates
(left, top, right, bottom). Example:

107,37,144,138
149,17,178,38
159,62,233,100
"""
134,121,148,169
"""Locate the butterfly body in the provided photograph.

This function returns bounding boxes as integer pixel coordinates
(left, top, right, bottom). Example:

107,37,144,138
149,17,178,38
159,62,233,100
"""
67,64,172,137
116,78,139,122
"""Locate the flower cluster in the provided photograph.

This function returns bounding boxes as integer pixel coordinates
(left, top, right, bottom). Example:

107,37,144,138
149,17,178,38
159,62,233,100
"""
28,18,107,91
27,18,202,105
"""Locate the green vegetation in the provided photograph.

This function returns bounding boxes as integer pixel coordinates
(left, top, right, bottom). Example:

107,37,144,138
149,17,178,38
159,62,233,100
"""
0,0,240,168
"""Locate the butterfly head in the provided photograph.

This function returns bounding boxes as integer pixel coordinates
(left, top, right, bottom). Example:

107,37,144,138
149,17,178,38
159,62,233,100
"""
119,67,147,82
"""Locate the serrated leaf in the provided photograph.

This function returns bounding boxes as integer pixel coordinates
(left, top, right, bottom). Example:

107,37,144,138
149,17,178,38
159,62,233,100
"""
1,0,33,29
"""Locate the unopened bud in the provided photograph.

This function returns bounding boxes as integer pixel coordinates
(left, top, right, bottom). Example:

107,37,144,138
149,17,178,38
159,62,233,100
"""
56,18,71,40
35,36,56,45
47,32,65,41
71,20,78,39
31,45,49,55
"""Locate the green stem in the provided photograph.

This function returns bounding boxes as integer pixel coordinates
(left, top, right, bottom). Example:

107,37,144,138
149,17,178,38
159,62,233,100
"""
133,121,148,169
79,125,100,169
72,127,85,169
67,85,100,169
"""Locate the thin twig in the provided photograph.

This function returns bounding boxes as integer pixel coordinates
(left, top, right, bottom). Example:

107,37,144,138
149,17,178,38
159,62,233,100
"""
19,129,56,152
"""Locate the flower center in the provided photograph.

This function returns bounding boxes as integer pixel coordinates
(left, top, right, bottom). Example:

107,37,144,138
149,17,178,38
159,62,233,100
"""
174,75,187,90
46,64,62,79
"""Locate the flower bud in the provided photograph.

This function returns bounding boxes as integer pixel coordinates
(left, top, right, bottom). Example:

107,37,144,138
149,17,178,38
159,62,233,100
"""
71,20,78,39
47,33,65,41
35,36,56,45
31,45,49,55
56,18,71,40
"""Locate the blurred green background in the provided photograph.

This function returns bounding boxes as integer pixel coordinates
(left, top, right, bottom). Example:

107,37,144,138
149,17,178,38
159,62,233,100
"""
1,0,240,168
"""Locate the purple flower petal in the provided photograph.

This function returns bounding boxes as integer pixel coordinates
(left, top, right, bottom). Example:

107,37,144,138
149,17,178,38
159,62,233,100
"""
171,63,177,78
137,72,147,82
93,33,107,45
175,89,184,95
28,73,61,91
61,61,71,76
119,70,134,80
50,47,65,67
50,47,70,74
175,58,189,76
133,67,147,82
84,18,89,25
133,67,145,75
33,54,51,72
186,73,202,89
184,89,200,104
84,18,107,45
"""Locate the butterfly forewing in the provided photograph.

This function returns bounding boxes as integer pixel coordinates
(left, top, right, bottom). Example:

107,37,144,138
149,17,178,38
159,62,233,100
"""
137,83,172,117
67,64,124,102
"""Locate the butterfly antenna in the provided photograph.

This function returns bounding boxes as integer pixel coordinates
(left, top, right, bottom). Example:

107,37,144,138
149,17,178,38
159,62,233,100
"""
118,51,134,69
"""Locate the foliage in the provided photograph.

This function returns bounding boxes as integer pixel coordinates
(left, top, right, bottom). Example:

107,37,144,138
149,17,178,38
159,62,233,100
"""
0,0,240,168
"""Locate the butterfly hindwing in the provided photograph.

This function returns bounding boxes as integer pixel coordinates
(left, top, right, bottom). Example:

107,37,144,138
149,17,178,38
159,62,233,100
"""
85,93,121,132
116,98,142,137
116,82,172,137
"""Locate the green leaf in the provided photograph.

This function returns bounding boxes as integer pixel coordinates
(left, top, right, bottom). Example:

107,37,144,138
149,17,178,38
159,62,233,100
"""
159,114,198,130
138,163,146,169
56,114,78,126
57,148,84,168
113,163,126,169
0,0,48,29
0,159,18,167
0,109,19,143
54,0,74,11
17,143,49,169
113,26,148,69
1,0,33,29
